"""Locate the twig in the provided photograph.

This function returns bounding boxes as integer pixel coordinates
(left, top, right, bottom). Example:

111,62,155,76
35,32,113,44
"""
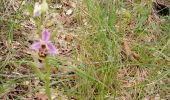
0,73,76,78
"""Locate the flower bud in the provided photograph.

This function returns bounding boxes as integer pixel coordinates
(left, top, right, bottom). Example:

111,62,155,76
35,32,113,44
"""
41,0,48,14
33,2,41,17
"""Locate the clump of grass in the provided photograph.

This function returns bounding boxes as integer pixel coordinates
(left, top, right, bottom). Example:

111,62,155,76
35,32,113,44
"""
72,0,121,99
71,0,170,99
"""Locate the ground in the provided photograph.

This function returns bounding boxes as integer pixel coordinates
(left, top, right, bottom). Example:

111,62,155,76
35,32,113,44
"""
0,0,170,100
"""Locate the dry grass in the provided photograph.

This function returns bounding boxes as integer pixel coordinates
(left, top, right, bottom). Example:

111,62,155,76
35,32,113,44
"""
0,0,170,99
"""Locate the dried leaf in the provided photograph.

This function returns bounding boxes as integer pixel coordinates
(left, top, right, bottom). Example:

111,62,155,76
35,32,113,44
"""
132,52,140,60
122,39,140,60
122,39,132,56
65,34,74,43
63,0,76,8
35,92,48,100
117,69,125,78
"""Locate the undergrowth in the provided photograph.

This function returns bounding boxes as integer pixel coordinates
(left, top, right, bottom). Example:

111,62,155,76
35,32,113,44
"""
0,0,170,99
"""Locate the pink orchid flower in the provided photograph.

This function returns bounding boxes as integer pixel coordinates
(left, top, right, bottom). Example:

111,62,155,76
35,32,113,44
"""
31,29,58,54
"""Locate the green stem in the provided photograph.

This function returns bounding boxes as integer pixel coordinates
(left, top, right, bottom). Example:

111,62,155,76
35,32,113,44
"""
35,10,45,37
43,0,46,2
44,76,51,100
29,62,45,81
44,57,52,100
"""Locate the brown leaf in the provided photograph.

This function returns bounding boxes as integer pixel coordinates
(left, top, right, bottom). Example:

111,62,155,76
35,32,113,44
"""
117,69,125,78
122,38,140,60
65,34,74,43
132,52,140,60
35,92,48,100
63,0,76,8
122,39,132,56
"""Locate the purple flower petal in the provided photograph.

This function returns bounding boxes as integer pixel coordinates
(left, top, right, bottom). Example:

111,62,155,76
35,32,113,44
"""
47,42,58,54
42,29,50,42
31,42,41,51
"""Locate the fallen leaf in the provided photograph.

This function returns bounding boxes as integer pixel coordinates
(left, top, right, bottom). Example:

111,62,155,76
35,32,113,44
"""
122,38,140,60
117,69,125,78
35,92,48,100
65,34,74,43
132,52,140,60
122,39,132,56
63,0,76,8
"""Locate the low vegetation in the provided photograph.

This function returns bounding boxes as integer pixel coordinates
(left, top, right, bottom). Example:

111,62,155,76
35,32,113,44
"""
0,0,169,99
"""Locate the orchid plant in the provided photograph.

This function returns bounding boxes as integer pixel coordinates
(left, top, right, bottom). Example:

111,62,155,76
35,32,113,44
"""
29,1,56,100
30,29,58,100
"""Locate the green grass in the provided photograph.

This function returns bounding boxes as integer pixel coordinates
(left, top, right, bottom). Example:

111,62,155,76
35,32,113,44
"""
0,0,170,99
70,0,170,99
